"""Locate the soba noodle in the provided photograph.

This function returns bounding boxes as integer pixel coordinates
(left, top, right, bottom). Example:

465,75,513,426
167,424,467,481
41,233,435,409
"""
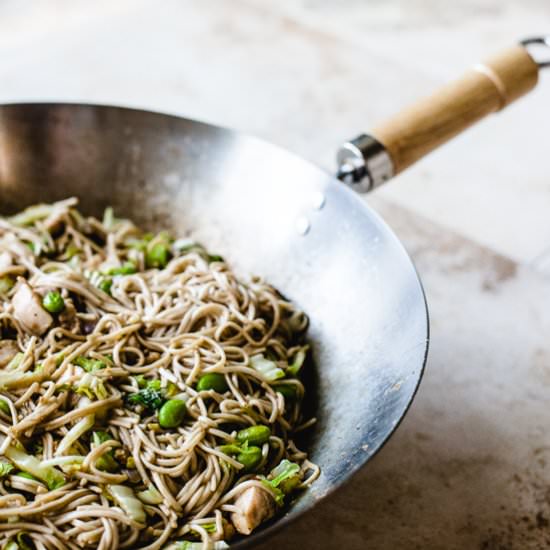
0,198,318,549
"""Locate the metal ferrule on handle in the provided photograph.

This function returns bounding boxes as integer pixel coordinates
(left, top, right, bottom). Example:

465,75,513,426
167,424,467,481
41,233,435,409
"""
338,35,549,192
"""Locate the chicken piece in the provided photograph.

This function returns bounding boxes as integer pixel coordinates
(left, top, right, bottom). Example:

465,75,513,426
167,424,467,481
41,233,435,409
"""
11,280,53,336
0,252,12,272
0,340,19,367
230,486,276,535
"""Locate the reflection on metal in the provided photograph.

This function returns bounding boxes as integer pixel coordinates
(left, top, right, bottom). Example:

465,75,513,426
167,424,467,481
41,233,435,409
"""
336,133,394,193
520,35,550,69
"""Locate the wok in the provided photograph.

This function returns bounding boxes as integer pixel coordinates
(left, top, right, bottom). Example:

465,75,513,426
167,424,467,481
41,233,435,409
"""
0,37,547,548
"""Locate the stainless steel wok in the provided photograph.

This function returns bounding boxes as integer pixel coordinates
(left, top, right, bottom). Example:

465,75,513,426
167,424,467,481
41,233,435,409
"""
0,37,547,548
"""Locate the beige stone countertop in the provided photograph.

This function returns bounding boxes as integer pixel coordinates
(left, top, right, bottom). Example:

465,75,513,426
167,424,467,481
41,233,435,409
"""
1,1,550,548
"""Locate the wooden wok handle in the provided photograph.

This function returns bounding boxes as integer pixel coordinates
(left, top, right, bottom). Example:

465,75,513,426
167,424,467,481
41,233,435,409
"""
372,46,538,174
337,43,541,192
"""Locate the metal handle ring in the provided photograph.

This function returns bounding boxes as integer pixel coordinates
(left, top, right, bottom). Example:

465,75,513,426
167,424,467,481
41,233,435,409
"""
521,36,550,69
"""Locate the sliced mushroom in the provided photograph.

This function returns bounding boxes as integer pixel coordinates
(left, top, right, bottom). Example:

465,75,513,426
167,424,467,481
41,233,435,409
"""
0,340,19,367
230,486,276,535
11,280,53,336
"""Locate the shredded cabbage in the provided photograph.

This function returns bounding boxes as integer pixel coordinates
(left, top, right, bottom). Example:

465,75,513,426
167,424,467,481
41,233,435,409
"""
137,484,163,504
108,484,146,524
55,414,95,457
3,444,65,490
0,368,43,390
75,372,108,400
249,354,285,382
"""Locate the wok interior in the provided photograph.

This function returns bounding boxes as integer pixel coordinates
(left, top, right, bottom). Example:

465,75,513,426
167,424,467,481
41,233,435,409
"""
0,104,428,545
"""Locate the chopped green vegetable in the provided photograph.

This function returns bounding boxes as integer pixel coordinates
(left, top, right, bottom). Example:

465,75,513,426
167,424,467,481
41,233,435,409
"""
147,379,162,391
42,291,65,314
74,356,107,372
92,431,118,472
236,425,271,446
0,368,43,390
127,388,165,411
250,354,285,382
16,471,37,481
97,277,113,295
137,484,163,504
108,484,146,523
3,443,65,490
146,243,171,269
286,346,308,377
208,254,224,263
273,383,298,400
0,460,14,478
158,399,187,429
134,375,147,388
0,276,15,294
196,373,228,393
0,399,11,415
268,459,301,494
3,540,18,550
106,262,137,276
236,446,262,472
75,373,108,401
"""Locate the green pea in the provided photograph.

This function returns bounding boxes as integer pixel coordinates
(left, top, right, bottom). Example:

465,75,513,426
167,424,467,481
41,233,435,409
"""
196,373,228,393
237,446,262,472
158,399,187,428
42,291,65,313
274,384,298,400
236,425,271,446
146,243,171,269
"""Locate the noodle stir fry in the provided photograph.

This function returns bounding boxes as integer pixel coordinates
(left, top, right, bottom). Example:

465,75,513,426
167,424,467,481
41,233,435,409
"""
0,199,318,549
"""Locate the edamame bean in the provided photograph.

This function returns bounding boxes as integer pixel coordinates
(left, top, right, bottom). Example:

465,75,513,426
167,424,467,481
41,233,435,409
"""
236,425,271,446
158,399,187,428
237,446,262,472
196,373,228,393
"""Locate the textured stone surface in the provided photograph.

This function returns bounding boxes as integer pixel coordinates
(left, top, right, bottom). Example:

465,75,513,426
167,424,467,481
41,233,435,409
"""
1,1,550,548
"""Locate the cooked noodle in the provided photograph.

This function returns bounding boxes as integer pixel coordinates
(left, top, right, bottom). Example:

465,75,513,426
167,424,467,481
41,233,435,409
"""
0,198,319,549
